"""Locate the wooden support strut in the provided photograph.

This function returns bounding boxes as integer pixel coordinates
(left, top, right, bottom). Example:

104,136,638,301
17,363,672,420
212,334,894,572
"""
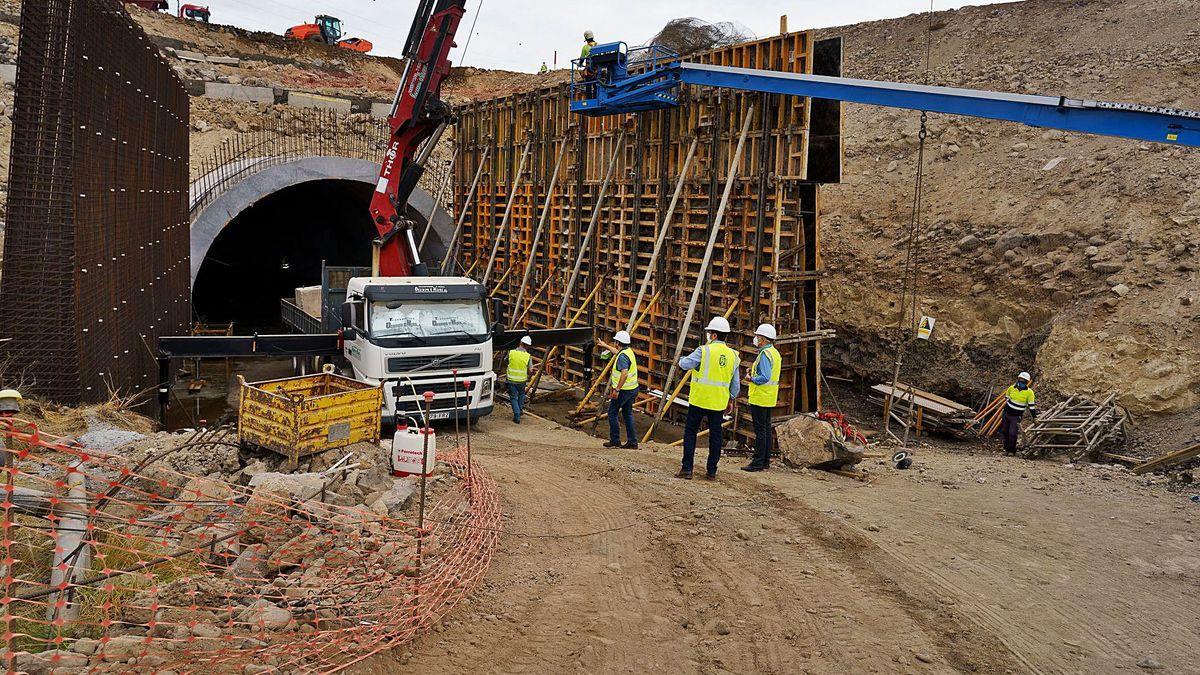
514,270,558,326
641,105,756,443
441,145,490,275
552,129,626,328
567,287,664,416
625,136,699,333
512,138,569,322
482,137,533,286
525,280,603,393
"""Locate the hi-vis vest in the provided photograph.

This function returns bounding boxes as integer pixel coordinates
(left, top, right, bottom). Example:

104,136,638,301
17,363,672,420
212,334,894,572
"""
610,347,639,391
689,342,738,411
1004,385,1036,415
507,349,530,383
747,345,782,408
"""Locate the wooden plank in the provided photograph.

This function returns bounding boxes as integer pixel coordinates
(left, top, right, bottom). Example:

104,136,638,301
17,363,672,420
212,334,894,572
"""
1133,442,1200,475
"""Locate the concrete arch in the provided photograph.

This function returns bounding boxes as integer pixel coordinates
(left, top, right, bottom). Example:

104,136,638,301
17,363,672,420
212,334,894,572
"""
189,156,454,288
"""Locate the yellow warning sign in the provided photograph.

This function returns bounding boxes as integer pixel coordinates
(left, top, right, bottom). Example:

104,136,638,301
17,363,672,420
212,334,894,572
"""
917,316,936,340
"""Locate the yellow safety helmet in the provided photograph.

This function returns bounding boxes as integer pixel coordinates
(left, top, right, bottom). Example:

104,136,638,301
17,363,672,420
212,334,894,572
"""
0,388,23,413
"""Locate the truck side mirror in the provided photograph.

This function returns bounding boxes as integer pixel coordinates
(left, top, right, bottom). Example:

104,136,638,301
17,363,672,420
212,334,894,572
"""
340,300,354,329
491,297,506,329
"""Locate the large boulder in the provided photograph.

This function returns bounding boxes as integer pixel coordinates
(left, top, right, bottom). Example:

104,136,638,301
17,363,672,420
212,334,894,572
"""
775,415,862,469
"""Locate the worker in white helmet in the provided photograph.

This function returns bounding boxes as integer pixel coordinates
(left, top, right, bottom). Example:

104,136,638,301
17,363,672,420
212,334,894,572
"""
675,316,740,480
581,30,596,59
506,335,534,424
601,330,640,449
580,29,598,93
742,323,781,472
1000,371,1037,454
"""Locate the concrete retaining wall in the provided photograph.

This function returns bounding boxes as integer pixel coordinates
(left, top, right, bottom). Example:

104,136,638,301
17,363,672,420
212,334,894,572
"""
203,82,274,104
287,91,353,113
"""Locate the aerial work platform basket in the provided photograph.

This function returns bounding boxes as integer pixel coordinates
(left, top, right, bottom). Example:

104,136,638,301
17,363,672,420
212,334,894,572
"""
237,364,383,465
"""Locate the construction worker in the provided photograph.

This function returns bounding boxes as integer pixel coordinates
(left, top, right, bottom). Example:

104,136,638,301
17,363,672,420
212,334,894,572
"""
539,61,549,75
581,30,597,60
0,389,21,417
676,317,740,480
741,323,780,472
506,336,533,424
603,330,639,449
1000,371,1037,454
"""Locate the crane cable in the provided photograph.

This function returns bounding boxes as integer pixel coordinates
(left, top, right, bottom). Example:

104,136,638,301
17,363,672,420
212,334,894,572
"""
885,1,935,445
457,0,485,66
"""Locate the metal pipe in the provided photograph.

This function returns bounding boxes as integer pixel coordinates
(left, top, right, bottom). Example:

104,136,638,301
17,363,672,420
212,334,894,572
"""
441,145,490,275
482,137,533,285
511,138,569,321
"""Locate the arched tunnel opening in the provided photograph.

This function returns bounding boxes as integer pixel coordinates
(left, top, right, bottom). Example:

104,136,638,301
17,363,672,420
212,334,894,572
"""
192,179,376,328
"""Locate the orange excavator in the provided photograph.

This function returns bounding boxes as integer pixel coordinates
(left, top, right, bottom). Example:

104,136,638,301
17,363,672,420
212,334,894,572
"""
285,15,374,53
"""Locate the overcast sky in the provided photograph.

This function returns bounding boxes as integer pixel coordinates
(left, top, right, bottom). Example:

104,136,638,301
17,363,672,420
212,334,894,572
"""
191,1,1011,71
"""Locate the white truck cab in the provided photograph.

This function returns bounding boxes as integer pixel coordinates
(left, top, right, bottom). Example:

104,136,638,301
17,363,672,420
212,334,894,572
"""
340,276,495,425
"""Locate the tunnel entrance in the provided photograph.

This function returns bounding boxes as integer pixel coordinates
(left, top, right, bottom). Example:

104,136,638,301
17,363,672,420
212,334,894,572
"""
192,179,376,328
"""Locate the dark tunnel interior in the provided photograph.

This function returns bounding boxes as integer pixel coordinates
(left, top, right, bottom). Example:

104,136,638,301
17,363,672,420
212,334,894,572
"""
192,179,377,328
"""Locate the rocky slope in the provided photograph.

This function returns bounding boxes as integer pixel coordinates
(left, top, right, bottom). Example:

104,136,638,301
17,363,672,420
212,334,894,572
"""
813,0,1199,415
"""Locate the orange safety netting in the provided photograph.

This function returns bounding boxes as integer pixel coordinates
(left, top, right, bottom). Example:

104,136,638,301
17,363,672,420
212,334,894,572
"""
0,418,501,673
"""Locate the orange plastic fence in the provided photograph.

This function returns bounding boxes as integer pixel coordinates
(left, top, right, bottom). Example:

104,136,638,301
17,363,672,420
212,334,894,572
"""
0,418,501,673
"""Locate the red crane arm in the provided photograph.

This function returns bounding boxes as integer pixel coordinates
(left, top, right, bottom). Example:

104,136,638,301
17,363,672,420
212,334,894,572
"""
368,0,466,277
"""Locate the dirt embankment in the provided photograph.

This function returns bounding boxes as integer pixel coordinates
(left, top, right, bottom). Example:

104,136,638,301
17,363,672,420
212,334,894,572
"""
813,0,1200,416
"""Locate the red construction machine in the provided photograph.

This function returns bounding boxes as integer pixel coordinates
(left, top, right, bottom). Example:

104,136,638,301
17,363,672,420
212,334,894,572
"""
285,15,374,53
178,4,210,22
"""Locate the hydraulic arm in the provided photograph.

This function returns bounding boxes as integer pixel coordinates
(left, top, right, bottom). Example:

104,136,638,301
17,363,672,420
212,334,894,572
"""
571,43,1200,148
369,0,466,277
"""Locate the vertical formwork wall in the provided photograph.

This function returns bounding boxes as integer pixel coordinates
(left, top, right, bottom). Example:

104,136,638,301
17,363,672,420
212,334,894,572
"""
454,32,842,440
0,0,190,403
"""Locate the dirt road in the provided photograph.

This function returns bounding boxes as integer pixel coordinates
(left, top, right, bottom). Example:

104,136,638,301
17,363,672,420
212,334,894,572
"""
356,414,1200,674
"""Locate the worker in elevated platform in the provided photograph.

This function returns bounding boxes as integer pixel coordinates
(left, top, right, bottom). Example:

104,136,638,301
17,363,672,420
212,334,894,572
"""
676,317,740,481
603,330,640,450
506,336,533,424
742,323,781,472
1001,371,1037,454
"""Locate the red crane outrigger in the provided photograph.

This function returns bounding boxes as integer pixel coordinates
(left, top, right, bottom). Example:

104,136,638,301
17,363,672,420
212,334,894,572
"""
368,0,466,277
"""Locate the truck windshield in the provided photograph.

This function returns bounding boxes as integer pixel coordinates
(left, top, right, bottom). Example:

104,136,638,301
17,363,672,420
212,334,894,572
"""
371,300,488,340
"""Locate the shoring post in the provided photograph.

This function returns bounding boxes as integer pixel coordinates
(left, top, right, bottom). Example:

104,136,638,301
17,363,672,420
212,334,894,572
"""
441,145,490,275
514,269,558,326
641,106,756,443
551,129,626,328
569,287,664,417
525,279,603,395
512,138,569,321
625,136,699,332
482,137,533,286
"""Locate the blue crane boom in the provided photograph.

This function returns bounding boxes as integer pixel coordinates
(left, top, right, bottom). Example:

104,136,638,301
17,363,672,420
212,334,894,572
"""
570,43,1200,148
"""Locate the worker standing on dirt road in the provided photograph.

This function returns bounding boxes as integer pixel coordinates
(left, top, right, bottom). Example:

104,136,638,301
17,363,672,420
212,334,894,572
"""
507,336,534,424
602,331,640,450
676,317,740,480
1000,371,1037,454
741,323,781,472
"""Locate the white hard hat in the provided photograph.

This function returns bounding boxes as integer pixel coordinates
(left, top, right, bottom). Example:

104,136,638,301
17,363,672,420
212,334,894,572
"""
613,330,631,345
520,335,533,346
754,323,777,341
584,30,594,40
1017,371,1031,381
705,316,731,333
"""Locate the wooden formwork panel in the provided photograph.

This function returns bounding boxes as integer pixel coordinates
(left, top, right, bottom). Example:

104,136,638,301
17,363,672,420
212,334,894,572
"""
452,32,840,445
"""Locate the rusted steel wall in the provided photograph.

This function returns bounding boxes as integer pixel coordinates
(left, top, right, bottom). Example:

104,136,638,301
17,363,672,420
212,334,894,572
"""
0,0,189,403
453,32,843,440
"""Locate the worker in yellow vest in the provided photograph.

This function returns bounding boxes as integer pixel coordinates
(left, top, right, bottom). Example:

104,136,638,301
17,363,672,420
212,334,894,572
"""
506,335,533,424
1000,371,1037,454
676,317,740,480
742,323,781,472
603,330,640,449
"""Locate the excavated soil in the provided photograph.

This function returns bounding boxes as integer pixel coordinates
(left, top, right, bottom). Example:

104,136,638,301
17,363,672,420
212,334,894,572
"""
353,413,1200,674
